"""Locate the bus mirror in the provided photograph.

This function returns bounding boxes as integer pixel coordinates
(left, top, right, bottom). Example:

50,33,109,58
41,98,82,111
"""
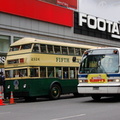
72,57,76,62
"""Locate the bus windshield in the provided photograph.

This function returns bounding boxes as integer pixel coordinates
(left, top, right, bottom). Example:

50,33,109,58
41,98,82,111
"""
79,54,119,74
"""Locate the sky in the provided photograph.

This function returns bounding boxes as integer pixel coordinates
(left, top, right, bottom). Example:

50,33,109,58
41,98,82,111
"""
79,0,120,22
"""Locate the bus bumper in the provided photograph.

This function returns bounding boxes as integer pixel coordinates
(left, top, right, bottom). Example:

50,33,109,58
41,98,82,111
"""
77,83,120,94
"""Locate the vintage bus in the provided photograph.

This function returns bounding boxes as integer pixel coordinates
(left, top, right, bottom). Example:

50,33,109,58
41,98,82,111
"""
77,47,120,101
4,37,95,101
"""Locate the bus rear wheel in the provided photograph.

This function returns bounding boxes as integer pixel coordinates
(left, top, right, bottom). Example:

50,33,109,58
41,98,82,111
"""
49,84,61,100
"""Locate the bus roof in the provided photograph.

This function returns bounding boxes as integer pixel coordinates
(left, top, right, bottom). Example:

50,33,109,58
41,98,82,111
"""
88,47,120,51
11,37,97,49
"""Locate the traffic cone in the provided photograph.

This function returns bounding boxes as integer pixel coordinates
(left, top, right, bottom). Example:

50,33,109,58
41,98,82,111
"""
0,91,6,106
9,91,15,104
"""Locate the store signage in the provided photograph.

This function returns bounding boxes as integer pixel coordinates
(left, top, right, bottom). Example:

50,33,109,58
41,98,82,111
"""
39,0,77,9
0,0,73,27
57,0,77,9
0,56,6,64
79,13,120,39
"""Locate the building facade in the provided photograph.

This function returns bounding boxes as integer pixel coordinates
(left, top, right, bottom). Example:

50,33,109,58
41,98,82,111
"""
0,0,120,71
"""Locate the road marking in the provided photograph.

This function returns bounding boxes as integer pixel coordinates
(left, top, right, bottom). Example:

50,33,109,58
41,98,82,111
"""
51,114,86,120
0,112,11,114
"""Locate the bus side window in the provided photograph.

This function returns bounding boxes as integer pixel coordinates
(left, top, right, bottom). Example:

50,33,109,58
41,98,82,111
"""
68,47,74,55
62,46,68,55
48,67,54,78
10,46,20,51
54,46,61,54
81,48,87,55
19,69,28,77
30,68,38,77
14,70,19,77
5,70,11,78
40,44,47,53
21,44,32,50
75,48,81,56
75,67,78,79
40,67,46,77
56,67,62,78
32,44,40,52
63,67,68,79
47,45,54,54
70,67,75,78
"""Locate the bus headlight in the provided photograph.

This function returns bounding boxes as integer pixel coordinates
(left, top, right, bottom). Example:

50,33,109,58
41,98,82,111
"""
23,84,27,88
7,85,10,89
78,79,88,83
79,80,83,83
115,79,120,82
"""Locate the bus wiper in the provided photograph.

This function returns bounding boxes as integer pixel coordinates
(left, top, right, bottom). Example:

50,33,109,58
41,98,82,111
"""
98,60,107,74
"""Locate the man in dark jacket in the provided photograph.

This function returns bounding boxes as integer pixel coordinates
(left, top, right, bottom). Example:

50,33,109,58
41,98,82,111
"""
0,72,5,99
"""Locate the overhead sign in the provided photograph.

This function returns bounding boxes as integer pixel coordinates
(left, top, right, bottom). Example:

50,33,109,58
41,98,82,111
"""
74,12,120,40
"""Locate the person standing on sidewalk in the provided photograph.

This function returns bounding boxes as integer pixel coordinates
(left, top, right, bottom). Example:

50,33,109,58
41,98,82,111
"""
0,72,5,99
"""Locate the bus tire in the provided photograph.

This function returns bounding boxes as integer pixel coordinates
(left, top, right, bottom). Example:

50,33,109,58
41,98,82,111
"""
91,95,101,101
49,84,61,100
73,93,84,97
24,97,36,102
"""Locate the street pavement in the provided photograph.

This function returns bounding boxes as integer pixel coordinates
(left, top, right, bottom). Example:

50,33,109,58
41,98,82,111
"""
0,95,120,120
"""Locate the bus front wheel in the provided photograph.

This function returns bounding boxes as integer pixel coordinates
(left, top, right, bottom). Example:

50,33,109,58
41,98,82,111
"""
91,95,101,101
49,84,61,100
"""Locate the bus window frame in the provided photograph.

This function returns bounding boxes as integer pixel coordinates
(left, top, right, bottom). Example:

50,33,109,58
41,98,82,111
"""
32,43,40,52
62,46,68,55
75,48,81,56
40,66,46,78
5,67,29,79
47,45,54,54
21,43,32,50
54,45,61,54
47,66,55,78
40,44,47,53
29,67,39,78
68,47,75,55
9,45,21,51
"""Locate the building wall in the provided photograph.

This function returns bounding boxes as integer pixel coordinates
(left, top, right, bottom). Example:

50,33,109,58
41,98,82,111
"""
0,12,120,48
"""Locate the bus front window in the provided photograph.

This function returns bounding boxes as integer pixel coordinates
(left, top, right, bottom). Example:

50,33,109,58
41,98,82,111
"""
80,54,119,74
10,46,20,51
21,44,32,50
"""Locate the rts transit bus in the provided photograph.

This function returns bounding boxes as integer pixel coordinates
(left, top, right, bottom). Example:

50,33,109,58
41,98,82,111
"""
4,37,95,101
77,47,120,101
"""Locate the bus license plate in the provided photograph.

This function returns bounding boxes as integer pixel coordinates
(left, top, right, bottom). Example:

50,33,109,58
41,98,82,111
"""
93,87,99,90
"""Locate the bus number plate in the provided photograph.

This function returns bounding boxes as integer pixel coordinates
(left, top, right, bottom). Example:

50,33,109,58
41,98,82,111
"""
93,87,99,90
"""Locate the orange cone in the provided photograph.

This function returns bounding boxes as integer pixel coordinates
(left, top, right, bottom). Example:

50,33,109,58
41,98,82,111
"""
9,91,15,104
0,91,6,106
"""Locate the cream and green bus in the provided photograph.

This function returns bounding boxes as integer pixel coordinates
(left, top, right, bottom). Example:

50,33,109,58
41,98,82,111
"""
4,37,95,101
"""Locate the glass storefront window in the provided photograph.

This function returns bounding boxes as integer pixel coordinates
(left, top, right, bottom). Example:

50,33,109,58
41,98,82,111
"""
0,35,10,53
14,37,22,42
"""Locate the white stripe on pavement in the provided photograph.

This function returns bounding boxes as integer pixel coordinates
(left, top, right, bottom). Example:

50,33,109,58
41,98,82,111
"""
51,114,86,120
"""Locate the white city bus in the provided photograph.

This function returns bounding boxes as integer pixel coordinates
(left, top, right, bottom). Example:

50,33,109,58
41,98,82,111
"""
77,47,120,101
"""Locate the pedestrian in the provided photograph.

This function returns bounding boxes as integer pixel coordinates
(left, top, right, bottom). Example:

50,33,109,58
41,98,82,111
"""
0,72,5,99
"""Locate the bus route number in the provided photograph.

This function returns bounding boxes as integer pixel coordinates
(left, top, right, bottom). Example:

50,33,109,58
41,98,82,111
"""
31,58,40,61
56,57,69,63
